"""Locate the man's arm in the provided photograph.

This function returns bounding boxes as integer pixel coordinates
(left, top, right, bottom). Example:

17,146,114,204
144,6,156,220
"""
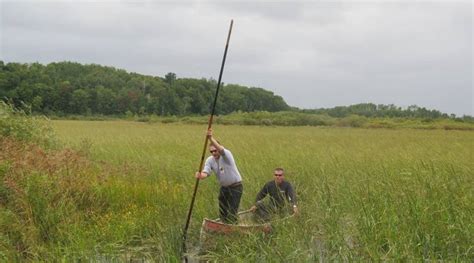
250,183,269,212
255,183,269,203
195,157,212,179
286,183,299,215
207,129,224,153
195,171,208,179
286,183,297,206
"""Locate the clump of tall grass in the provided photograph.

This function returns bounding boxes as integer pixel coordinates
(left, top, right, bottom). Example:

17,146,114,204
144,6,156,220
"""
0,136,186,261
0,109,186,260
0,102,102,261
0,101,57,148
0,138,104,260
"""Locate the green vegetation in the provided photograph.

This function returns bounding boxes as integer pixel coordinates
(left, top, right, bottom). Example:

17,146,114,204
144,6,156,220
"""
1,118,472,261
2,61,472,124
0,101,56,147
0,61,289,116
302,103,469,119
85,111,473,131
0,67,472,260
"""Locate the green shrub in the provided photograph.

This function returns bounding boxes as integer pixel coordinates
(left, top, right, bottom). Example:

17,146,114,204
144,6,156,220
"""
161,116,179,124
337,115,368,128
0,101,57,148
136,117,150,123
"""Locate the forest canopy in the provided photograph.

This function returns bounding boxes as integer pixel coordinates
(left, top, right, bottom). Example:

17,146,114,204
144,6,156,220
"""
0,61,289,116
0,61,470,121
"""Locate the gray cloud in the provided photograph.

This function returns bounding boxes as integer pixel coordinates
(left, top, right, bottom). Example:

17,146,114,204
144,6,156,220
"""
1,0,472,116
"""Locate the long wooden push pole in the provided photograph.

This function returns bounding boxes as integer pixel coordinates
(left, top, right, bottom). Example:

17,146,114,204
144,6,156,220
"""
182,19,234,259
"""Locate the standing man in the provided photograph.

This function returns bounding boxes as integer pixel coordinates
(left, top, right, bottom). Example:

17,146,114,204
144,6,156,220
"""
195,129,243,224
250,168,298,220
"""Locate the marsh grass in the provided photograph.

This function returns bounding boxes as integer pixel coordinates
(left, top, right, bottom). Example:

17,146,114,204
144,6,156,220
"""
0,102,57,148
1,120,472,261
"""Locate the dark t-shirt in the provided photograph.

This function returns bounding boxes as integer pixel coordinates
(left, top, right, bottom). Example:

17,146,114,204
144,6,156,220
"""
255,180,297,209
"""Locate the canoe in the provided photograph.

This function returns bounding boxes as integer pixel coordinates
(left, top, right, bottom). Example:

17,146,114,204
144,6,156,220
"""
199,210,272,246
198,209,295,252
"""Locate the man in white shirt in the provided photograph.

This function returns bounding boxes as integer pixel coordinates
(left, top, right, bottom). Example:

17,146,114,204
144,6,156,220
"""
195,129,243,224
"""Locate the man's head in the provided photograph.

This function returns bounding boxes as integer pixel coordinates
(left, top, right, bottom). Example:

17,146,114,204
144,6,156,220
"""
273,167,285,185
209,145,221,159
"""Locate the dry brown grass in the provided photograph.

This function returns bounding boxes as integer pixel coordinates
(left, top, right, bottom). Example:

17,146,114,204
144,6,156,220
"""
0,137,102,258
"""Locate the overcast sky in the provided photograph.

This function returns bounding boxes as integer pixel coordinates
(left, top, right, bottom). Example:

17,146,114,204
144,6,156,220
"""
1,0,472,116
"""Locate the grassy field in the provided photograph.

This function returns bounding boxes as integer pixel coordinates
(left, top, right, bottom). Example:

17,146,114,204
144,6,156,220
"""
2,120,473,261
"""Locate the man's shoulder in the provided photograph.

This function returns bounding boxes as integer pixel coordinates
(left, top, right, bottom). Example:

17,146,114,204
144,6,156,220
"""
221,148,232,156
205,156,216,163
221,148,236,162
282,180,294,188
264,181,275,187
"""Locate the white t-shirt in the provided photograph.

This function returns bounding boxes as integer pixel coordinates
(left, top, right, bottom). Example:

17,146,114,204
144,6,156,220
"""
203,148,242,187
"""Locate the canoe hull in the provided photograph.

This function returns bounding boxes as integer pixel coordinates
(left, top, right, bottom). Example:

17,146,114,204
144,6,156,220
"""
201,218,272,235
199,210,272,248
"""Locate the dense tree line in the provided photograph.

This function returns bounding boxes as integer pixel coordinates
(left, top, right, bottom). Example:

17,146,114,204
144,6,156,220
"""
1,61,469,120
301,103,467,119
0,61,290,116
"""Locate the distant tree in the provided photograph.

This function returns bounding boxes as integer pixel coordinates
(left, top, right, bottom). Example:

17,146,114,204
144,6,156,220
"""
165,72,176,85
94,86,116,114
70,89,90,114
31,96,43,112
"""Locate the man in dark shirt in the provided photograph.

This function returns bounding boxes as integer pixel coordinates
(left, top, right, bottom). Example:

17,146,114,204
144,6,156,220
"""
250,168,298,220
